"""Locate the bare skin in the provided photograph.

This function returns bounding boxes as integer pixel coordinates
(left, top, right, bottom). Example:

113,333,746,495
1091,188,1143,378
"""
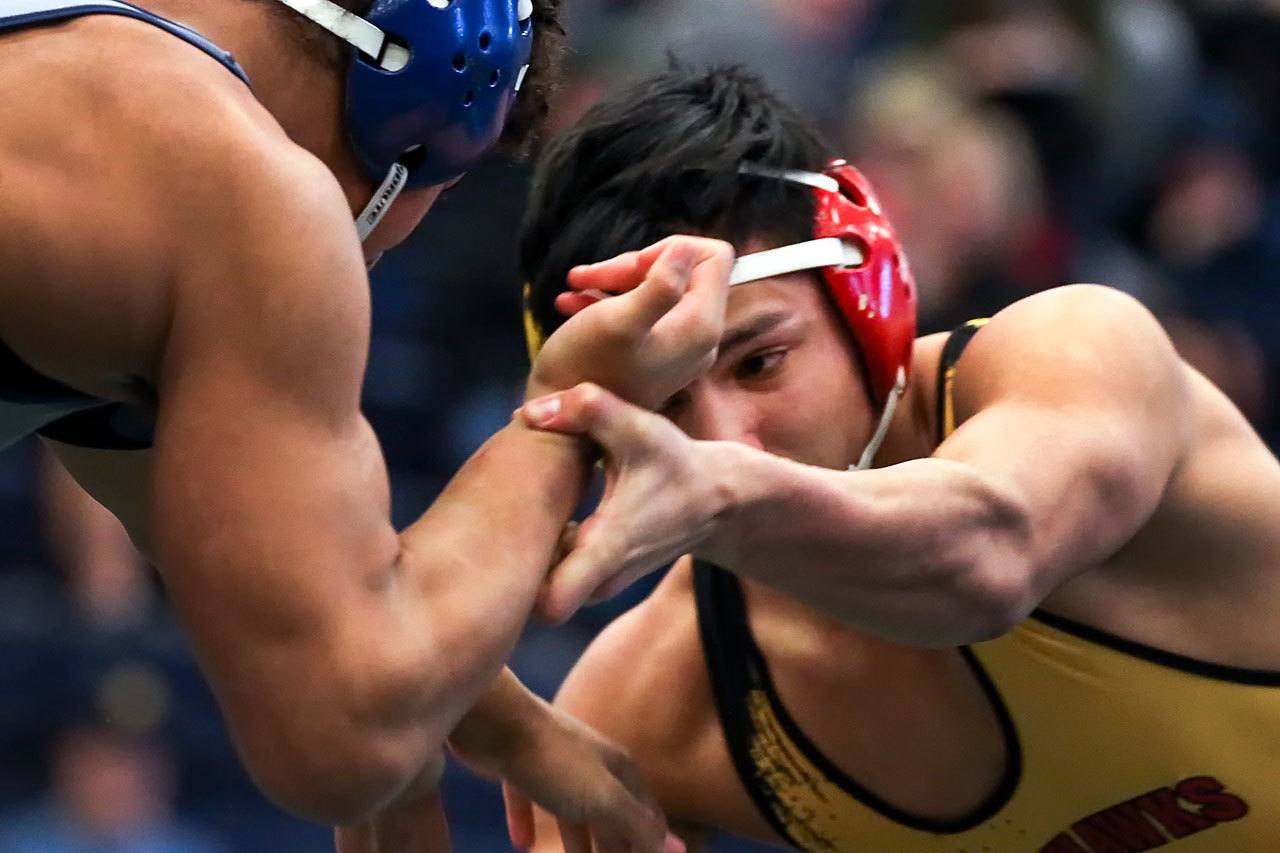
0,3,729,849
520,279,1280,849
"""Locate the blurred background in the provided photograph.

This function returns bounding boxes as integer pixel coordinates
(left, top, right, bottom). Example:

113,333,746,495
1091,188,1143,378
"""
2,0,1278,849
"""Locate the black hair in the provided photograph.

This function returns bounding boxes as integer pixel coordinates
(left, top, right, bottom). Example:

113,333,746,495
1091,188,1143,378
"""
520,65,836,342
499,0,566,157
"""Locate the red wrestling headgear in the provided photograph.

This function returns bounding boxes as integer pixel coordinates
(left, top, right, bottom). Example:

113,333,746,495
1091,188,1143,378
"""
731,160,917,468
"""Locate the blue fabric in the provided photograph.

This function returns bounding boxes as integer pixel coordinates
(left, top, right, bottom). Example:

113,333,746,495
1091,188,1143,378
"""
0,1,249,86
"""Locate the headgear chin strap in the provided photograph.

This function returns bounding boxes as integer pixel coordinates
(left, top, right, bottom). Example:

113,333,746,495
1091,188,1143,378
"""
732,161,917,470
355,162,409,242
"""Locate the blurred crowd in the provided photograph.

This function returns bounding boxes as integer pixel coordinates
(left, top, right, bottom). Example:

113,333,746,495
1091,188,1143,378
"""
2,0,1277,850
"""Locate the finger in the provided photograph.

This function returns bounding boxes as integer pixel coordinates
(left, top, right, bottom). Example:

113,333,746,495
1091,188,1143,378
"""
650,239,733,348
537,519,628,624
604,241,700,332
556,818,592,853
665,833,688,853
522,384,645,447
585,565,653,606
554,520,581,566
566,251,644,293
371,799,452,853
503,784,536,851
591,833,629,853
565,238,673,293
597,791,665,853
554,290,606,317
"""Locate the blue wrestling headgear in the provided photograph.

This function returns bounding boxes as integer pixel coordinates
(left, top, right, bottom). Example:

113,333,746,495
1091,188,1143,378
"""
273,0,533,237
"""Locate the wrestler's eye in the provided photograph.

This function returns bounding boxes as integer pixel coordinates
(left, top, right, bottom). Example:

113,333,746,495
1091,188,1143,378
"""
737,348,786,380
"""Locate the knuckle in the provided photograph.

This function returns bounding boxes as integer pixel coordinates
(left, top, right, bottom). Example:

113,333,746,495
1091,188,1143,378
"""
649,267,682,299
710,239,735,264
576,382,606,412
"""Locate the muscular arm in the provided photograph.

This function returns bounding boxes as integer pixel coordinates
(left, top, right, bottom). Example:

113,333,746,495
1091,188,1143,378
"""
140,137,588,822
702,286,1190,645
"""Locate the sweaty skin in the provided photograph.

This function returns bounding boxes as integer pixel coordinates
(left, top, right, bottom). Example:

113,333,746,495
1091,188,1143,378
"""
522,281,1280,850
0,3,720,849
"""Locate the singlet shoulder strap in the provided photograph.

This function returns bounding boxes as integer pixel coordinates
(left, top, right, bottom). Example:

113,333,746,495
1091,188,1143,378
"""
692,561,804,844
693,560,758,735
935,318,989,445
0,0,251,87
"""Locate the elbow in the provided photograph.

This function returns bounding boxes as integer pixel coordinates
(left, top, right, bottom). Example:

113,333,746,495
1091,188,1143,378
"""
239,722,443,825
951,556,1038,643
945,480,1039,643
222,659,451,824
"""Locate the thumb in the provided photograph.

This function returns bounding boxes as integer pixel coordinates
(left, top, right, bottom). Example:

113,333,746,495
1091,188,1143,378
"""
605,240,698,332
537,514,626,624
522,383,646,454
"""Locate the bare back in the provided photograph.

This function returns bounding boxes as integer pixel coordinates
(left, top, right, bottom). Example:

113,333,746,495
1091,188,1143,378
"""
0,8,306,403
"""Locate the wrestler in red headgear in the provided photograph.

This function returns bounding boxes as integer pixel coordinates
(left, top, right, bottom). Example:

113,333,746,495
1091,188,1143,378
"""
517,66,1280,853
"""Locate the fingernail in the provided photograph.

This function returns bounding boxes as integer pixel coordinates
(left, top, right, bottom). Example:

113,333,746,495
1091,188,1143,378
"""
524,394,561,425
664,835,686,853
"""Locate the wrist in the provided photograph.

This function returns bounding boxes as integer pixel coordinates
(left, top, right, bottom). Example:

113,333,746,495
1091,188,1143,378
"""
447,670,548,775
695,440,759,568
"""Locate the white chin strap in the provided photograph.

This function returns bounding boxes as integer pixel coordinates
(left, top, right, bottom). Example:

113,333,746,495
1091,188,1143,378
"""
731,161,904,470
272,0,411,69
853,367,905,471
271,0,413,245
356,162,409,243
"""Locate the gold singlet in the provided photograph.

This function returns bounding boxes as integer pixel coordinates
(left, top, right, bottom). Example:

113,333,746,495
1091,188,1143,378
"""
693,320,1280,852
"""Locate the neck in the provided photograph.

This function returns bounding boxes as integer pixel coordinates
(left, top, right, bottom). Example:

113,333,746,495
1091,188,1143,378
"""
142,0,374,211
864,333,951,469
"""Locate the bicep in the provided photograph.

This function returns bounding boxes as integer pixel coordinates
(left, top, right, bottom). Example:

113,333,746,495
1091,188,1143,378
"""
934,286,1189,579
148,153,404,718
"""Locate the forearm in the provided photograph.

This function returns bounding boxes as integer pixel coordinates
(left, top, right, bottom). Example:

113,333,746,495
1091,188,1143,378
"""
177,420,588,824
396,420,589,737
699,442,1033,645
446,668,546,775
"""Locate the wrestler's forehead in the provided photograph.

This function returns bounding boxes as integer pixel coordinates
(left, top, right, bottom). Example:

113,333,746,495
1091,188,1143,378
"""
724,271,825,331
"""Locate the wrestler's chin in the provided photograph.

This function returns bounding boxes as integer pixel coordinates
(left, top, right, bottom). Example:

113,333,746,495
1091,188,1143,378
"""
360,182,448,263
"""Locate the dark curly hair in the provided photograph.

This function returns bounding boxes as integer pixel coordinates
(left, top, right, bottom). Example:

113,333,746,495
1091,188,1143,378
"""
267,0,565,154
520,65,835,345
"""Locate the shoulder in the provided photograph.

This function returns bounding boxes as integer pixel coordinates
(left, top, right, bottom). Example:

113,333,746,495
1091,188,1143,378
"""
0,14,355,282
954,285,1186,414
969,284,1171,367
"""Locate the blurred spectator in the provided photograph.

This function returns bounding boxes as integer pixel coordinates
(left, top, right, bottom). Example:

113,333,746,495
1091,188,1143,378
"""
845,56,1057,330
556,0,888,138
0,721,224,853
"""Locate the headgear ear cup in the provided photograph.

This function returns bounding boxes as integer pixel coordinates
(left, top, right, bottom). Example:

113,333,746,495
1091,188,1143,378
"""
276,0,533,189
348,0,533,188
734,160,917,468
812,160,917,409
